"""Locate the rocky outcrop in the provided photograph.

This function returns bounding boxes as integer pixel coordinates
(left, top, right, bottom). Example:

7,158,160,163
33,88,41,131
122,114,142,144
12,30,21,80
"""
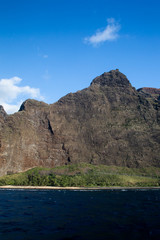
0,69,159,176
137,87,160,95
137,87,160,101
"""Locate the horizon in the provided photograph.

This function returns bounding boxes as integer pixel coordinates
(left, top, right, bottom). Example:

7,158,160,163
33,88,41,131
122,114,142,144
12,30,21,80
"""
0,0,159,114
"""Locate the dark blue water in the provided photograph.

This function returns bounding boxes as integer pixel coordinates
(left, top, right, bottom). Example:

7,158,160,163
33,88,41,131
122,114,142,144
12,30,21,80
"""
0,189,160,240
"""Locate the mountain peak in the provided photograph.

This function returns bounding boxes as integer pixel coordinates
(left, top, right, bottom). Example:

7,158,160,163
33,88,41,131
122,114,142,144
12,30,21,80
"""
91,69,131,87
19,99,48,112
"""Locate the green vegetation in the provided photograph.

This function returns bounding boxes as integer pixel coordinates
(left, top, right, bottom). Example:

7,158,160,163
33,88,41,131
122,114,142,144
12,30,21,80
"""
0,163,160,187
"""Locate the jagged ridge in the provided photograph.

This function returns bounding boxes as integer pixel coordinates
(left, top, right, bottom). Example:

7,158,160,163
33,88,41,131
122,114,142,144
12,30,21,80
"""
0,70,159,176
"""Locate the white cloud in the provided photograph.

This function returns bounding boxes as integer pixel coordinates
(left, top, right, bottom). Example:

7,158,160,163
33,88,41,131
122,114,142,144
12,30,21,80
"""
1,102,22,115
0,77,44,114
84,18,120,46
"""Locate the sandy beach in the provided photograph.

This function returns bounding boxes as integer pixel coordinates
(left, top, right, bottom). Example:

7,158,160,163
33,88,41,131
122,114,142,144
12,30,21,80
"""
0,185,160,190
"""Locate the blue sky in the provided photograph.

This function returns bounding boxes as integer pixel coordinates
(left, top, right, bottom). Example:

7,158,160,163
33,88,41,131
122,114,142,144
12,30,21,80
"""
0,0,159,113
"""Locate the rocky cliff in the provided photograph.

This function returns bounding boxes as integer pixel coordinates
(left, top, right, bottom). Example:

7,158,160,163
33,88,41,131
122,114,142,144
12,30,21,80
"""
0,69,159,176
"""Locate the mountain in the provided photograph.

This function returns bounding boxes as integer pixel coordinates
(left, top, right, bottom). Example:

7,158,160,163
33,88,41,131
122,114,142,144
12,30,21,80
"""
137,87,160,101
0,69,159,176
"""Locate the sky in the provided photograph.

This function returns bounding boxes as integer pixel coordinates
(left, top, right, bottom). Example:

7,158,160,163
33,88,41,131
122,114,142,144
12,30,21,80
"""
0,0,160,114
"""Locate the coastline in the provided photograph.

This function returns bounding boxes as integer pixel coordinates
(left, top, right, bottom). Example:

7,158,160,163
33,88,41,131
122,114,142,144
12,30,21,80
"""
0,185,160,190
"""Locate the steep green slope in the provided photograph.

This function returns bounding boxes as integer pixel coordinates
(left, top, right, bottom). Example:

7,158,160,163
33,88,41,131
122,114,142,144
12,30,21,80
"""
0,164,160,187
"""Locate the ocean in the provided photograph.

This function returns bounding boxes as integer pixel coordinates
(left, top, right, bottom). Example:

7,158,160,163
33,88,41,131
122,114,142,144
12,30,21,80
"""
0,189,160,240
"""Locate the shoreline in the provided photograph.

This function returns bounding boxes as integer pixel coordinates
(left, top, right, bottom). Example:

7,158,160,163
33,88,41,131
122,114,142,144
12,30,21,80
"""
0,185,160,190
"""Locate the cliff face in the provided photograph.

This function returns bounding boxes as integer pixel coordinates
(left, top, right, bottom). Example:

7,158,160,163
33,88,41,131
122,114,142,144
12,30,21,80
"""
0,69,160,175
